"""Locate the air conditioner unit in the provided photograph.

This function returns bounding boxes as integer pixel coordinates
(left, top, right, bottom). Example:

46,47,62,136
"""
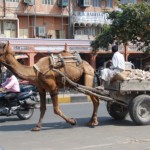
78,0,91,7
57,0,68,7
36,26,46,37
24,0,34,6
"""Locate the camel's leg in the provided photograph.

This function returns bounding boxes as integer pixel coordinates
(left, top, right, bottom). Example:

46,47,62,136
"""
51,93,77,125
84,74,100,126
32,89,46,131
86,95,99,126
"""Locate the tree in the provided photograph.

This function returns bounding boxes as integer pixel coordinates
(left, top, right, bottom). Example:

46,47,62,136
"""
91,2,150,52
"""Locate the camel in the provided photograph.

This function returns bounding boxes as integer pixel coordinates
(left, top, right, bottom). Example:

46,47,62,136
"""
0,42,100,131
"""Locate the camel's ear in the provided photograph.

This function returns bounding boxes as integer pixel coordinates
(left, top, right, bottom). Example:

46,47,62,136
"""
5,41,14,54
7,40,11,49
8,40,11,46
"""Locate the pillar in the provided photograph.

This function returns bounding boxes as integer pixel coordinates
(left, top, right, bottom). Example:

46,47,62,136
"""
26,47,37,66
89,54,97,69
124,44,129,61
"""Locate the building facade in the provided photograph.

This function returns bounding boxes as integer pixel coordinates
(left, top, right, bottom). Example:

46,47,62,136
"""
1,0,146,39
0,0,149,69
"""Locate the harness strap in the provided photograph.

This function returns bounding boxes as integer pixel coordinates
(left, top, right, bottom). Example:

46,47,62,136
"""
33,64,41,72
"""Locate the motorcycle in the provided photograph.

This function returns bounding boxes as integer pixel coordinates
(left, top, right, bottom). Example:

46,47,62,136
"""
0,84,39,120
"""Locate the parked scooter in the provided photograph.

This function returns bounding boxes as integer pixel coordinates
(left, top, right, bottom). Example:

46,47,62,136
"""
0,84,39,120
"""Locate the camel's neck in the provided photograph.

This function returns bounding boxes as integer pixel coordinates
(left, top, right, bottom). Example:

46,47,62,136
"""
2,54,36,82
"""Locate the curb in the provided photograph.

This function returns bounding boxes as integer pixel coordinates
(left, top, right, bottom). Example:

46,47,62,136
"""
46,93,91,103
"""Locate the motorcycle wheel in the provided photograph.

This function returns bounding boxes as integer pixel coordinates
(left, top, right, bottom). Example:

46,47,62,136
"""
17,108,34,120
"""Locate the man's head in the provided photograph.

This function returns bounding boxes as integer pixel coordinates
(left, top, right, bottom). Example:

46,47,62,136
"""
6,70,13,78
112,45,118,53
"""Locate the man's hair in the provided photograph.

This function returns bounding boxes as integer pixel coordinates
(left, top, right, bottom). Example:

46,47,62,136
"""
112,45,118,53
6,70,13,78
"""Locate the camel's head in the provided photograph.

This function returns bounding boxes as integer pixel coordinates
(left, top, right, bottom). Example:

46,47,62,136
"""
0,42,7,68
0,41,15,57
0,41,14,70
0,42,7,56
0,42,7,73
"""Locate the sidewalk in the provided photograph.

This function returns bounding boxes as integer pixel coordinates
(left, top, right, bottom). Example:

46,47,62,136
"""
45,92,91,103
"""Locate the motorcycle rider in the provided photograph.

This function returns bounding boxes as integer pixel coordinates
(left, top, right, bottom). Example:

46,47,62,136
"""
0,70,36,113
0,70,20,114
0,70,20,100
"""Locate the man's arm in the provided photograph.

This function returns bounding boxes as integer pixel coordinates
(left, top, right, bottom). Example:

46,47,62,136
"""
2,77,15,90
111,53,118,69
0,87,6,92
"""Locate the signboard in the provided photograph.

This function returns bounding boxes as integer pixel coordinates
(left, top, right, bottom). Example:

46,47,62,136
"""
34,46,92,52
73,11,111,24
13,46,29,51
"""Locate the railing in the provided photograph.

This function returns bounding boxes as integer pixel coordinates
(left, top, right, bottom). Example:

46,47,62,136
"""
0,38,92,52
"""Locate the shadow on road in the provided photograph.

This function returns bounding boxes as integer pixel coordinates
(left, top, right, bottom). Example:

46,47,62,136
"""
0,116,134,132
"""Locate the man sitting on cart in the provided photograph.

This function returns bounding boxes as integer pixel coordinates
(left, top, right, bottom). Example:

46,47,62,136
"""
99,44,125,89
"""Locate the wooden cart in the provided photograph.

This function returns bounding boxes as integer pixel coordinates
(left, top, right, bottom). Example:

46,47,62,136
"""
104,80,150,125
52,68,150,125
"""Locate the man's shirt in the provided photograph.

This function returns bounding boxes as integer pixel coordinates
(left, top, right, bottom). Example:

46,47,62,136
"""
1,75,20,92
112,51,125,71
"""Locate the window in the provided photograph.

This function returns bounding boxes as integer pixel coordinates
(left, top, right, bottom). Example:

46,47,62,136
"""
120,0,137,4
92,0,101,7
5,21,16,30
146,0,150,3
75,29,84,35
19,29,29,38
6,0,19,2
57,0,68,7
84,0,90,5
0,21,4,34
75,27,102,36
4,21,17,38
42,0,53,5
56,30,66,39
78,0,91,6
106,0,112,8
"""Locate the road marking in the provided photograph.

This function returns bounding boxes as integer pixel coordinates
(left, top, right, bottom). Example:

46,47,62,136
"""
68,141,129,150
67,138,150,150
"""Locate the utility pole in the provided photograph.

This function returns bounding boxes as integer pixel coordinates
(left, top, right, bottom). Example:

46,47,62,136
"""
68,0,72,39
3,0,6,17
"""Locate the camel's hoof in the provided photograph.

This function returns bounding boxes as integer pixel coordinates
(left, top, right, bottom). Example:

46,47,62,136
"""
86,121,99,127
70,118,77,126
31,126,41,131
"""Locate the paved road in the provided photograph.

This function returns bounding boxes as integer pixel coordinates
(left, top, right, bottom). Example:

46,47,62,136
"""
0,102,150,150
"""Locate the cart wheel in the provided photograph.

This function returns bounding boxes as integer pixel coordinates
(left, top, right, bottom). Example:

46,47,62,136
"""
129,94,150,125
107,102,128,120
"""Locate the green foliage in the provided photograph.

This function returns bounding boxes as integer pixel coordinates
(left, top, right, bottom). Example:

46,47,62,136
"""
91,25,113,51
91,2,150,52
